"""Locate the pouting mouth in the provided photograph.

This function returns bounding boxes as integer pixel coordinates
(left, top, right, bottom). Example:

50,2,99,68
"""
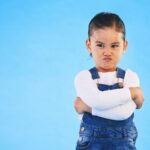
103,57,112,61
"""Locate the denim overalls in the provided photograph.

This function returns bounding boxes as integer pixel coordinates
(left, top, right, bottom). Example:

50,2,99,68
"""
76,67,138,150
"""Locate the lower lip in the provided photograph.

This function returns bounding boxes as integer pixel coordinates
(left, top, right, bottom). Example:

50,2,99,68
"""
103,58,112,61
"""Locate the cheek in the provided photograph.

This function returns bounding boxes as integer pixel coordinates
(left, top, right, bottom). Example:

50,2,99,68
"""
92,52,101,62
116,52,123,61
93,51,102,59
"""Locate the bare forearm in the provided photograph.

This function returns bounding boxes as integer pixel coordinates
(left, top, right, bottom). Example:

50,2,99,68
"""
129,87,144,109
74,97,92,114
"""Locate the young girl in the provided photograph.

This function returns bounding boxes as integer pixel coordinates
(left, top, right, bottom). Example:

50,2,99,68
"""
74,12,144,150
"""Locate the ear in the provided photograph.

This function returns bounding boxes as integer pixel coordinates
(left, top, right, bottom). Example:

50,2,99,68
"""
123,40,128,53
86,39,92,53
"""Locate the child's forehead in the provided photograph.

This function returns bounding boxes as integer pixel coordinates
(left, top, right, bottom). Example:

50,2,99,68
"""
93,27,121,34
91,27,124,41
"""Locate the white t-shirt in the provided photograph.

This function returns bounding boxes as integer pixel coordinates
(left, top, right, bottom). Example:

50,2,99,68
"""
74,69,140,120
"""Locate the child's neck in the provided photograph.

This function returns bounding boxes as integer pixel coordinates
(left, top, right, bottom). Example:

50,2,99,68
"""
96,66,117,72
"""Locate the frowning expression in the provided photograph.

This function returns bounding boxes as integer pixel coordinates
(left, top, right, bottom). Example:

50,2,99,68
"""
86,27,128,72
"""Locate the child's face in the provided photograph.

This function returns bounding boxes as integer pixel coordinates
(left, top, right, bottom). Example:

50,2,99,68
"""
86,27,128,72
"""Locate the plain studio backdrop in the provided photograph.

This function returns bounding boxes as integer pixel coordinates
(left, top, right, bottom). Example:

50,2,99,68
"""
0,0,150,150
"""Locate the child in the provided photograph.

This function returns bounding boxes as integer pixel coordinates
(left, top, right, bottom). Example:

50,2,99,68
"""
74,12,144,150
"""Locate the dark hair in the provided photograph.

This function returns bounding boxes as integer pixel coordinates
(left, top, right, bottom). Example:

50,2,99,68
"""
88,12,126,40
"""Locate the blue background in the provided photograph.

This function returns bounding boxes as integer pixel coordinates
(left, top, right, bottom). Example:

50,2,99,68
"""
0,0,150,150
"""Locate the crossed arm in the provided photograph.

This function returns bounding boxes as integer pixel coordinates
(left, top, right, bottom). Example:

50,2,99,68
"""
74,70,144,120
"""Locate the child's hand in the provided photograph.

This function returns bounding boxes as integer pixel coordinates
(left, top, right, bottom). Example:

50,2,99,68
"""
74,97,92,114
129,87,144,109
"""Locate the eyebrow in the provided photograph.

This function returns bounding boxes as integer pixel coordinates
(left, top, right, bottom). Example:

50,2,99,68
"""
111,42,120,44
95,41,120,44
95,41,104,44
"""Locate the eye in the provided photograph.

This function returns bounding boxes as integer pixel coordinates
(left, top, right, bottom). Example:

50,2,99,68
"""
111,44,119,48
97,43,104,48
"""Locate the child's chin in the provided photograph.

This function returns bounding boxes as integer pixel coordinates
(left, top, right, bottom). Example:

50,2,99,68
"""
99,66,116,72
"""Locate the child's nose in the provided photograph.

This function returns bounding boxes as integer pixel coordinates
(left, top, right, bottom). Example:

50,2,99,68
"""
103,48,112,56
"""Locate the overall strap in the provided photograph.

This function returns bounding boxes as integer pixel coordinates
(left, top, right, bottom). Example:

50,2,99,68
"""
117,67,126,79
89,67,126,79
116,67,126,88
89,67,100,80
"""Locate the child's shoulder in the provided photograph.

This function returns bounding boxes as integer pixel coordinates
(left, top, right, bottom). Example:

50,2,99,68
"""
75,69,90,78
125,68,139,78
124,68,140,86
74,69,92,83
